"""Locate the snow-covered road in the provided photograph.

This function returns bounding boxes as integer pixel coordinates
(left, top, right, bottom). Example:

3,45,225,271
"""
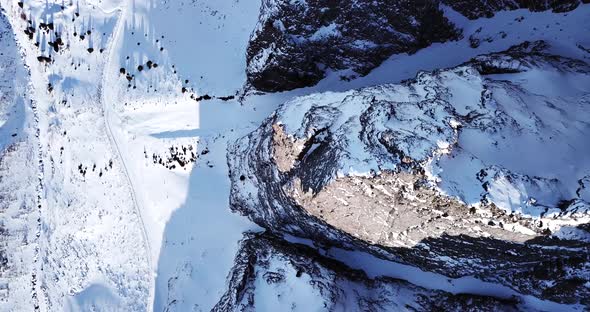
99,3,155,308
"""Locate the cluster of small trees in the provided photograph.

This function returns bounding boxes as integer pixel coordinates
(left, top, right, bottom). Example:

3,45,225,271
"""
77,159,113,179
17,0,102,65
146,144,197,170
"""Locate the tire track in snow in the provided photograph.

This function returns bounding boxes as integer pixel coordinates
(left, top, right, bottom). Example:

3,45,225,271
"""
30,97,45,312
98,5,155,309
18,31,49,312
6,12,50,311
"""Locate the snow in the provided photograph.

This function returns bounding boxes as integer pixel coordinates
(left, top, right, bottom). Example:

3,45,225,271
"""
0,11,39,311
325,247,585,312
1,0,589,311
309,22,340,41
274,44,590,227
253,258,326,312
553,226,590,243
282,234,586,311
1,1,150,310
0,9,24,151
435,67,590,218
129,0,262,96
303,5,590,93
66,282,123,312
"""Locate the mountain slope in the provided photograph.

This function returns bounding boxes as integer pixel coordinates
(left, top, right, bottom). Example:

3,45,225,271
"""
228,41,590,308
0,1,151,310
246,0,590,91
0,0,589,311
214,233,522,311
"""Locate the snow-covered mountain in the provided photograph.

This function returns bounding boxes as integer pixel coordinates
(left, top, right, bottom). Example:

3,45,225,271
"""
0,0,588,311
246,0,588,91
229,40,590,309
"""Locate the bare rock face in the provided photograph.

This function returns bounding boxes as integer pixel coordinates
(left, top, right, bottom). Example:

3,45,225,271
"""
442,0,588,19
228,42,590,305
246,0,461,92
470,40,590,74
245,0,588,92
213,233,521,311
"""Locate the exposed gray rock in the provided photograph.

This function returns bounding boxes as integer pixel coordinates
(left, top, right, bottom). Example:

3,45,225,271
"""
214,233,521,311
245,0,588,92
247,0,460,92
442,0,588,19
228,42,590,305
470,41,590,74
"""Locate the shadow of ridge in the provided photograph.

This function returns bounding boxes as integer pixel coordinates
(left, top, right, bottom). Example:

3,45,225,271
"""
151,133,259,312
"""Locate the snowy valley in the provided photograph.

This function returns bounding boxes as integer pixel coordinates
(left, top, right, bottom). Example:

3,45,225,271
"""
0,0,589,311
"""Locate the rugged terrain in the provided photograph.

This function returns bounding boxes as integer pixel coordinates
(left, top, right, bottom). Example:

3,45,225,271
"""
0,0,589,311
213,233,522,311
229,41,590,308
246,0,590,91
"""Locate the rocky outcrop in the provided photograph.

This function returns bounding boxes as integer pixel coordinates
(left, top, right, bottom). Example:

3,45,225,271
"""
229,42,590,305
246,0,460,92
245,0,589,92
214,233,521,311
442,0,588,19
470,40,590,74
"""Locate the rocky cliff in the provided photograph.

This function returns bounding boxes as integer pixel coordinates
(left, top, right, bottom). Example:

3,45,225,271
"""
213,233,522,311
229,41,590,306
442,0,589,19
245,0,589,92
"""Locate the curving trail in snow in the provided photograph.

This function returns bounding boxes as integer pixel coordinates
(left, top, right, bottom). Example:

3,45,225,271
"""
99,3,155,309
0,1,154,310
